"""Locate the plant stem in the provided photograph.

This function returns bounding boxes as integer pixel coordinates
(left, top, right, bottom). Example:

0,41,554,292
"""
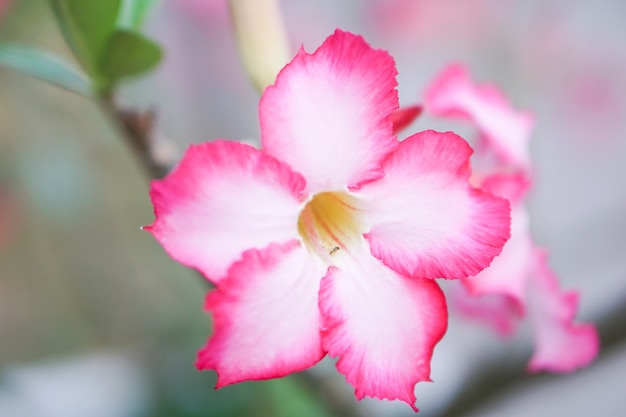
98,95,173,179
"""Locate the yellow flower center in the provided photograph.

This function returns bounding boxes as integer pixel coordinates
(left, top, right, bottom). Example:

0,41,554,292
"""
297,191,363,261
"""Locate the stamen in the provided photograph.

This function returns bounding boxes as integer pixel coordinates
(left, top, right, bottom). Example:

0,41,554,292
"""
297,191,362,261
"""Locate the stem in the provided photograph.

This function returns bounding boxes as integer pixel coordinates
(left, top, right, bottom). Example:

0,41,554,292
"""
98,95,173,179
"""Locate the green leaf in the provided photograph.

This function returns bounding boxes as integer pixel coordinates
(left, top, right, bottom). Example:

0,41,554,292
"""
49,0,121,76
99,29,162,88
117,0,159,29
0,43,92,96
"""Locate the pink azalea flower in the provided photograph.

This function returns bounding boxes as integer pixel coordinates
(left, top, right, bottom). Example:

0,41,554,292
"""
425,64,535,174
425,63,599,372
146,30,510,410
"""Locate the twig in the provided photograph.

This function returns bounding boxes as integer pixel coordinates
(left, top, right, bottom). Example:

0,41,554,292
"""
98,96,173,179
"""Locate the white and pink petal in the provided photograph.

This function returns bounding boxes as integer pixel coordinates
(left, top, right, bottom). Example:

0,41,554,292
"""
464,205,533,306
450,283,521,337
146,140,306,283
357,130,511,280
260,29,399,193
527,251,599,373
319,243,447,411
480,173,531,206
424,64,534,172
197,241,326,386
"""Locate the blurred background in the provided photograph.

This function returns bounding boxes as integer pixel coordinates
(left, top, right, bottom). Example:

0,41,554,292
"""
0,0,625,416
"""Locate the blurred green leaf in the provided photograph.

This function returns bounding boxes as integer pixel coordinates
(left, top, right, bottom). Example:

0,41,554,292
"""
99,29,162,88
118,0,159,29
262,377,329,417
0,44,92,96
49,1,163,95
49,0,121,76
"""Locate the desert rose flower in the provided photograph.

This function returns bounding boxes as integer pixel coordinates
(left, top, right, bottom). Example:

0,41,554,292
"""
146,30,510,410
466,174,599,372
425,64,599,372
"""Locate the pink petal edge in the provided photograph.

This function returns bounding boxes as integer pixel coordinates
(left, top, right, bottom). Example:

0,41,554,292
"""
527,251,600,373
463,205,533,308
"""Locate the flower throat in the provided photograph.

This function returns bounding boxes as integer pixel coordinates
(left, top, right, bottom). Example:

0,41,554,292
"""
297,191,362,261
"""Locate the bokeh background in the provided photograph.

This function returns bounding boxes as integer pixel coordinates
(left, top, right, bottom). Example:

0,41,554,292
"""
1,1,625,416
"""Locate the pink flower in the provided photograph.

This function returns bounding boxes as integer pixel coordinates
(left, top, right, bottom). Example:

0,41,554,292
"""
0,0,11,17
467,174,599,372
425,64,599,372
146,30,510,410
425,64,534,174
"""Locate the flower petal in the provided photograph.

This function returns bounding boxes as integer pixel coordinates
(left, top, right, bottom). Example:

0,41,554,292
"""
197,240,326,386
527,251,600,373
463,206,532,307
260,29,399,193
464,174,533,304
450,283,521,337
390,105,423,135
146,140,306,282
358,130,510,279
424,64,534,172
319,243,447,411
480,172,531,207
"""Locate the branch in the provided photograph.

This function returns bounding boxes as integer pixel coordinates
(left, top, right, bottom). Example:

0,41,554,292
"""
99,96,176,179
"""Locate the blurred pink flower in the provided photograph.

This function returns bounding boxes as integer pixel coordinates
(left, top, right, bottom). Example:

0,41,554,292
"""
146,30,511,410
367,0,495,44
0,0,10,15
449,283,520,337
174,0,228,25
425,64,534,174
425,64,599,372
469,175,599,372
520,12,626,145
